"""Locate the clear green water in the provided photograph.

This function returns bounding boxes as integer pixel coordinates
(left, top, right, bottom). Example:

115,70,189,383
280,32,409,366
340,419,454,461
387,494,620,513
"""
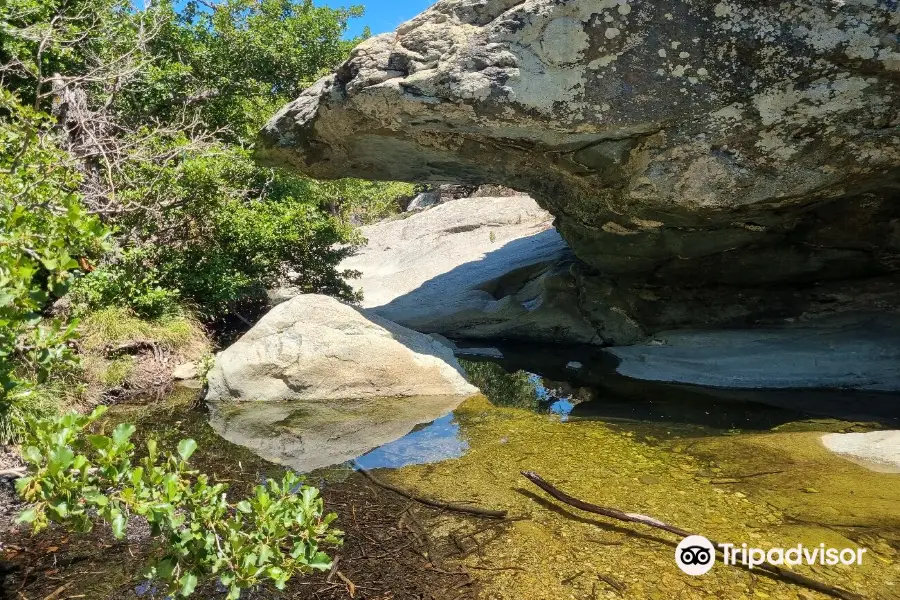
354,361,899,600
110,358,900,600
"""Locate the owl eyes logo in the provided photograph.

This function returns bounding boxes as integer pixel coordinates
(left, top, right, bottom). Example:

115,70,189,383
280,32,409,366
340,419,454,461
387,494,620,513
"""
680,545,712,565
676,535,716,575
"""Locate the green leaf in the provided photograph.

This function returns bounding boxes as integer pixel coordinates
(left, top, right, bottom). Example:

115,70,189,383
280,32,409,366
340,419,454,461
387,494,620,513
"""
235,500,252,514
180,572,198,596
14,476,32,495
87,435,111,450
22,445,42,464
268,566,287,589
130,466,144,486
111,423,136,446
84,491,109,507
301,486,317,506
110,511,127,539
308,552,332,571
16,508,38,524
48,447,75,474
154,558,175,581
89,406,109,420
50,500,68,517
177,439,198,462
257,544,273,566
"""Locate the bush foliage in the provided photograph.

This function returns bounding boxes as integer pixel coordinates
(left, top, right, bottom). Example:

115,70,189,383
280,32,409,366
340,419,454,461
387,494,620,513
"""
16,406,341,598
2,0,408,321
0,0,414,437
0,90,111,429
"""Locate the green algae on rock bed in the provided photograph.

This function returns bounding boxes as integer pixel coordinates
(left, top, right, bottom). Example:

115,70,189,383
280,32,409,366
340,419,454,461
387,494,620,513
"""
377,395,899,600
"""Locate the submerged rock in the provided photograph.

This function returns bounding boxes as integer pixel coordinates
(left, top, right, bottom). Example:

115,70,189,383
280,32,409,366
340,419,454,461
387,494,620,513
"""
339,196,600,344
821,431,900,473
205,294,477,402
258,0,900,340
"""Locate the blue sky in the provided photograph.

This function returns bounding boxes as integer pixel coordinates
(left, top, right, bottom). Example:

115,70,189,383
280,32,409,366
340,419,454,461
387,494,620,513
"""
326,0,435,36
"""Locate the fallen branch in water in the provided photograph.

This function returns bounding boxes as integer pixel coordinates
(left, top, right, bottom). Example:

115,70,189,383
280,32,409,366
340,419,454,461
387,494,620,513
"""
354,465,507,519
521,471,862,600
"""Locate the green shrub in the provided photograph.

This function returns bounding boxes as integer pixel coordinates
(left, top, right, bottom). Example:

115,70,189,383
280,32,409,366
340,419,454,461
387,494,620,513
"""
0,90,111,440
69,249,182,319
135,148,365,318
16,407,342,598
310,179,416,224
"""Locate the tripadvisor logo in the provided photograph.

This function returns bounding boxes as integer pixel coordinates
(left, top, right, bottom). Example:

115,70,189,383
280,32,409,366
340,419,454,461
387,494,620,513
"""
675,535,868,576
676,535,716,575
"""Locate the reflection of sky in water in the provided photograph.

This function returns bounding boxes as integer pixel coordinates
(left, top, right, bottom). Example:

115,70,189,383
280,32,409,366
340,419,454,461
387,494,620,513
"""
549,398,575,421
530,373,575,421
353,373,577,470
353,413,468,470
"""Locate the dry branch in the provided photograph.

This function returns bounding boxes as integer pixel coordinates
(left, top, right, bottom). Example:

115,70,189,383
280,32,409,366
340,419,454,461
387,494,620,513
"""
354,466,507,519
104,339,161,359
0,467,27,479
521,471,862,600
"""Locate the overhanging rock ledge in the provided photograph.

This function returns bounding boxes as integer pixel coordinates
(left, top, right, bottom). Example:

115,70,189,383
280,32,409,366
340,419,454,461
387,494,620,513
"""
257,0,900,344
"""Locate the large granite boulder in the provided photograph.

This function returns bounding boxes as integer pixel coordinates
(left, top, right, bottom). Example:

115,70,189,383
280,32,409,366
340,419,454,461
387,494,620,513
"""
257,0,900,342
340,195,601,344
205,294,477,402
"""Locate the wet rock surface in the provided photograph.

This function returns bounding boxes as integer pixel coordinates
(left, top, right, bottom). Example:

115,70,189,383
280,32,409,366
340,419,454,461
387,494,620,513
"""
258,0,900,340
605,313,900,391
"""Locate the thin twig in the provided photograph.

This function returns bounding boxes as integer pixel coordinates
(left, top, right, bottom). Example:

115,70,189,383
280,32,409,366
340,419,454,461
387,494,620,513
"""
354,465,507,519
521,472,862,600
40,583,71,600
597,573,626,595
335,571,356,598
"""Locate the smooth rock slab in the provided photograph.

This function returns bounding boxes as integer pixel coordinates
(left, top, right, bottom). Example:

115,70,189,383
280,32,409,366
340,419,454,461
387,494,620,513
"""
205,294,477,402
821,431,900,473
605,314,900,391
340,196,600,344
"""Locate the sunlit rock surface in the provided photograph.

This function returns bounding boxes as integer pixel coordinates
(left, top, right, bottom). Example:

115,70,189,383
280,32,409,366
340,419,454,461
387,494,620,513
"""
258,0,900,340
205,294,477,402
339,196,601,344
822,430,900,473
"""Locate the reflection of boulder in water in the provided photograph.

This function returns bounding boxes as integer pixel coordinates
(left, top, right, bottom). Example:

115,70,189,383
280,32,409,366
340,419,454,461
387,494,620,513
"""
208,395,467,472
